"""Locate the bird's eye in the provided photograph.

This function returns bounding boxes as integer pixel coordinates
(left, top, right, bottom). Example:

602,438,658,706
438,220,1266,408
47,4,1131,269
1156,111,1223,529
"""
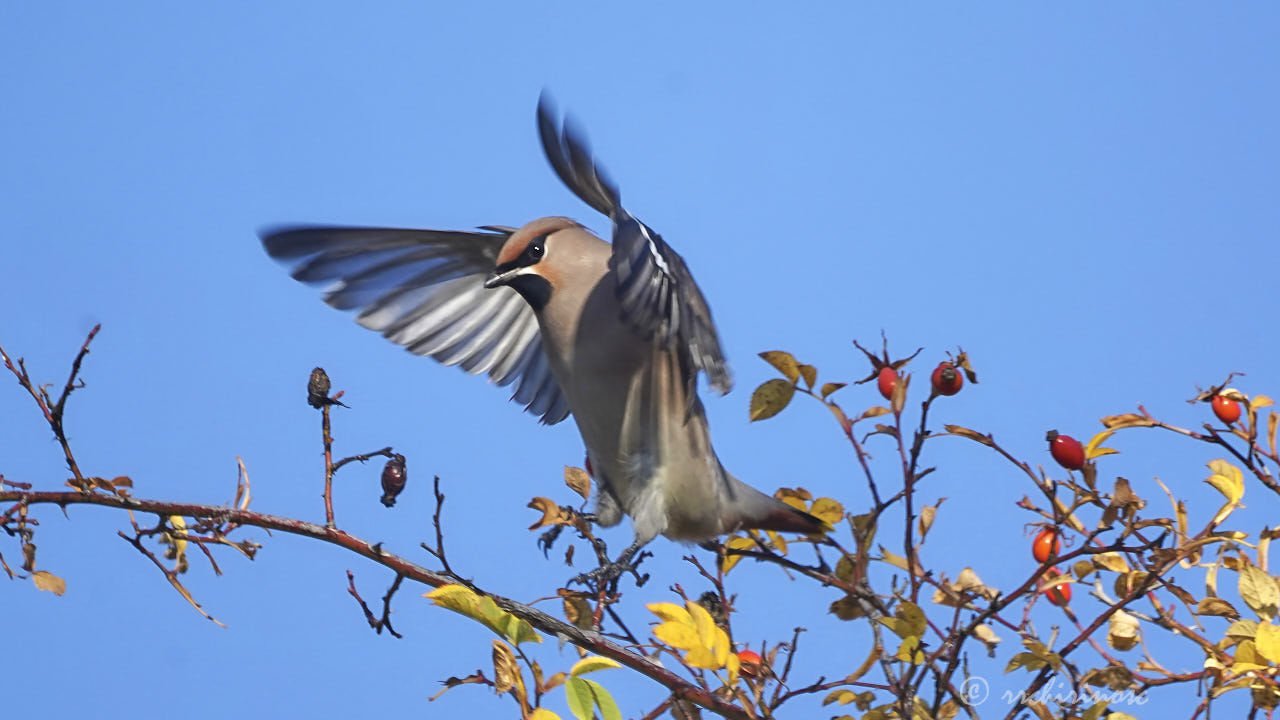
527,241,545,261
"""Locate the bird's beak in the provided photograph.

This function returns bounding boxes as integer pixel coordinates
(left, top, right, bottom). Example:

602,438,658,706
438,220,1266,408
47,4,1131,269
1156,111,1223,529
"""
484,268,520,289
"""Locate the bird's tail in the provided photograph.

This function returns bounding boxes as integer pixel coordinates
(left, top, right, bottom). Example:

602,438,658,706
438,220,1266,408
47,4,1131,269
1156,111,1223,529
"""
724,474,831,536
745,503,830,536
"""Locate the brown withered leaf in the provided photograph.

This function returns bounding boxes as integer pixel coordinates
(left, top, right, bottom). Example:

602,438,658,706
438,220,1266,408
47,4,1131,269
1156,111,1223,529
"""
1081,663,1136,691
859,406,891,421
758,350,800,384
1165,582,1197,606
428,672,489,702
943,424,993,446
563,466,590,501
32,570,66,596
1099,413,1154,429
491,640,523,698
749,379,796,421
527,497,572,530
1195,597,1239,618
932,567,997,607
21,542,35,572
953,349,978,384
972,624,1001,652
1108,610,1140,651
1092,552,1130,574
1108,477,1145,521
1114,571,1150,599
562,594,595,630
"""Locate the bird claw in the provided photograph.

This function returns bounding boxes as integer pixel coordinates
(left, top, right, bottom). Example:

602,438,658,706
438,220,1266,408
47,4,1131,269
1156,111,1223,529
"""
570,545,651,591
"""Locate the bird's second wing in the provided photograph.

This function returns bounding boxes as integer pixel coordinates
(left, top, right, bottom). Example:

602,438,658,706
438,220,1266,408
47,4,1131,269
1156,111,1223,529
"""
260,226,570,424
536,94,732,394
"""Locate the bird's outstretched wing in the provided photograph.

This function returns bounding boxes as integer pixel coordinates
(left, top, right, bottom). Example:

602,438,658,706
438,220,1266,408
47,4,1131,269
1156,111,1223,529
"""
536,94,732,394
260,226,570,424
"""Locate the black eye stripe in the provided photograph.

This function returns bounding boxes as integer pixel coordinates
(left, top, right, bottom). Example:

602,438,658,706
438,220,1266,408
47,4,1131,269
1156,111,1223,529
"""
492,234,550,277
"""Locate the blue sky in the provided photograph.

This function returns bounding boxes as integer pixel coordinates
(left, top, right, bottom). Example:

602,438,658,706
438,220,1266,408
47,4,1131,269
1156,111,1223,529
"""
3,3,1277,718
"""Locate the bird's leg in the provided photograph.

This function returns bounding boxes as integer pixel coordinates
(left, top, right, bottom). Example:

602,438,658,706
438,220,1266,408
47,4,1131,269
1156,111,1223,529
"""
571,538,651,590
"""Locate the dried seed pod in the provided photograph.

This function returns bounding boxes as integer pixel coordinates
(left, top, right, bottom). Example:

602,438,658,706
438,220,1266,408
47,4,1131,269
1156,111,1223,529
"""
307,367,331,409
380,454,407,507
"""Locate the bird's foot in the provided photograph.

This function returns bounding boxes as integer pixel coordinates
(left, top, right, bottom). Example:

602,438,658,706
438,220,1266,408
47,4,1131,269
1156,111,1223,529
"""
570,541,651,591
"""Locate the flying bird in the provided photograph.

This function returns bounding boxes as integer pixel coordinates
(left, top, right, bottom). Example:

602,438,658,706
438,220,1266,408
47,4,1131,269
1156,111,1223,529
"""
261,94,825,576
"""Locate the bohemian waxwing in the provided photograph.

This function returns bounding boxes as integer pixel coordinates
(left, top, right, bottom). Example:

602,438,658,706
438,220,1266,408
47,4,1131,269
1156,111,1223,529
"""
260,94,826,570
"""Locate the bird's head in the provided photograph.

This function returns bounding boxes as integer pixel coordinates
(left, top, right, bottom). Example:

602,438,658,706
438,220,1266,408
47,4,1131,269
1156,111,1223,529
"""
485,216,586,311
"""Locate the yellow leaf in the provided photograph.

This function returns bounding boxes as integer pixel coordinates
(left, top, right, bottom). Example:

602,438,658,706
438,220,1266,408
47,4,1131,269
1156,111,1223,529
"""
170,515,188,559
529,709,561,720
878,546,910,571
653,622,700,650
797,363,817,389
683,645,719,670
1252,395,1275,411
749,379,796,421
1255,623,1280,664
859,406,892,421
686,601,722,659
725,651,740,687
563,466,590,501
1084,430,1118,460
720,536,756,573
809,497,844,526
1205,459,1245,504
824,689,859,706
765,529,788,554
894,635,924,664
31,570,66,596
646,602,692,626
820,382,846,399
758,351,799,383
570,656,622,677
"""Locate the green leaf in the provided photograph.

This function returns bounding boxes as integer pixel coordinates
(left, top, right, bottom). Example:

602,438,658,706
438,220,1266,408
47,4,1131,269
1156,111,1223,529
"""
581,678,622,720
570,656,622,677
1239,566,1280,621
749,379,796,421
565,677,620,720
565,677,593,720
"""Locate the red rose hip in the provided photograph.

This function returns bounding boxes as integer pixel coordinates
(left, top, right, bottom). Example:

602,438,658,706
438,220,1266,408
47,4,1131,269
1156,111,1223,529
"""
931,362,963,396
1212,394,1241,424
1046,431,1085,471
877,366,898,400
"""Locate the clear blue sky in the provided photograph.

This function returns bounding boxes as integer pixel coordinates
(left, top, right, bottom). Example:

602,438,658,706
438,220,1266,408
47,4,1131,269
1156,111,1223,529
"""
3,3,1277,718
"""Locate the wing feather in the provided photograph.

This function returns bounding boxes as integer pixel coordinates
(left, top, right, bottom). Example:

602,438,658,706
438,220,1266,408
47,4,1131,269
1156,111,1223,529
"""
260,226,570,424
536,95,733,393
